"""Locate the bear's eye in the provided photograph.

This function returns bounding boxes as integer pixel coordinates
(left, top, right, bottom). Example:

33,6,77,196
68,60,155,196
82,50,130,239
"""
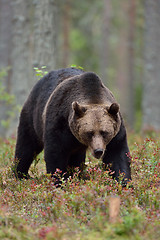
100,130,108,138
86,131,94,139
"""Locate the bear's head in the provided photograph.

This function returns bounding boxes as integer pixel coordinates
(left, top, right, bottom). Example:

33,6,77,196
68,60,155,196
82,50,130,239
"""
69,101,121,159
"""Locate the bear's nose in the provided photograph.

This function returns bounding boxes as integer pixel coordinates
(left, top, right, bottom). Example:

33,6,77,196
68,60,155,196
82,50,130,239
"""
94,149,104,159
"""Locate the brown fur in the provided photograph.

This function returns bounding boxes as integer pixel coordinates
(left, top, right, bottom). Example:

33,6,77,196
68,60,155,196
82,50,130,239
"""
14,68,131,185
69,102,121,159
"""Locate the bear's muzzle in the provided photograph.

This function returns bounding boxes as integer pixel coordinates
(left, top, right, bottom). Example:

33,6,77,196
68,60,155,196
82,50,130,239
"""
94,149,104,159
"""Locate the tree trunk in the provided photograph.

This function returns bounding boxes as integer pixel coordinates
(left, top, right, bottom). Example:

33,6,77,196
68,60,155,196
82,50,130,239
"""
142,0,160,131
100,0,111,83
0,0,13,137
116,1,130,121
0,0,57,137
62,0,71,67
128,0,136,127
116,0,136,128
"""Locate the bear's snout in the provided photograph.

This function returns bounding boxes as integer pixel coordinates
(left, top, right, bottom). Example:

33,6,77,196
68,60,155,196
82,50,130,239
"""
89,135,106,159
94,149,104,159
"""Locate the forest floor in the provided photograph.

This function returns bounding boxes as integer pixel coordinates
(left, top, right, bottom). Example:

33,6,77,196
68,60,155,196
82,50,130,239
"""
0,132,159,240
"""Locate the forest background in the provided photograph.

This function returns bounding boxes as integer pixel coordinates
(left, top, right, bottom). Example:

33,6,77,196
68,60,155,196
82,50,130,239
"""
0,1,160,239
0,0,160,137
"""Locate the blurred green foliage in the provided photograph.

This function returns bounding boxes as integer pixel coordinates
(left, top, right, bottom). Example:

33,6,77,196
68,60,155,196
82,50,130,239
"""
0,68,20,129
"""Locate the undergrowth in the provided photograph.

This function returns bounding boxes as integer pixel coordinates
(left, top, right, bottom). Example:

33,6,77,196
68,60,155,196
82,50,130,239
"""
0,133,159,239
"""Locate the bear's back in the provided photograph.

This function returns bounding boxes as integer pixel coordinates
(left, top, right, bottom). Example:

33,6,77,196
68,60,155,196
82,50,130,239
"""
32,68,84,99
49,70,115,106
24,68,84,111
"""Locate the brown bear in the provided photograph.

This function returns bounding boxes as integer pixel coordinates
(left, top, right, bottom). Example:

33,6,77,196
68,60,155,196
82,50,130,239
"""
14,68,131,185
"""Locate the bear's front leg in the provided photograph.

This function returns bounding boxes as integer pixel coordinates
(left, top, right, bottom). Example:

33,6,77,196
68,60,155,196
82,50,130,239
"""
44,143,69,186
44,144,69,175
43,127,71,179
103,124,131,186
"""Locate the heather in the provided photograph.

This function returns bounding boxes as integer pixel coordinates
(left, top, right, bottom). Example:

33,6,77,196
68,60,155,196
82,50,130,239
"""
0,133,159,239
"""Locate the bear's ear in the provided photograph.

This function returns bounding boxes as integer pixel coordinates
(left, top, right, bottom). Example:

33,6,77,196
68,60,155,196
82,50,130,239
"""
72,101,87,117
108,103,119,115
